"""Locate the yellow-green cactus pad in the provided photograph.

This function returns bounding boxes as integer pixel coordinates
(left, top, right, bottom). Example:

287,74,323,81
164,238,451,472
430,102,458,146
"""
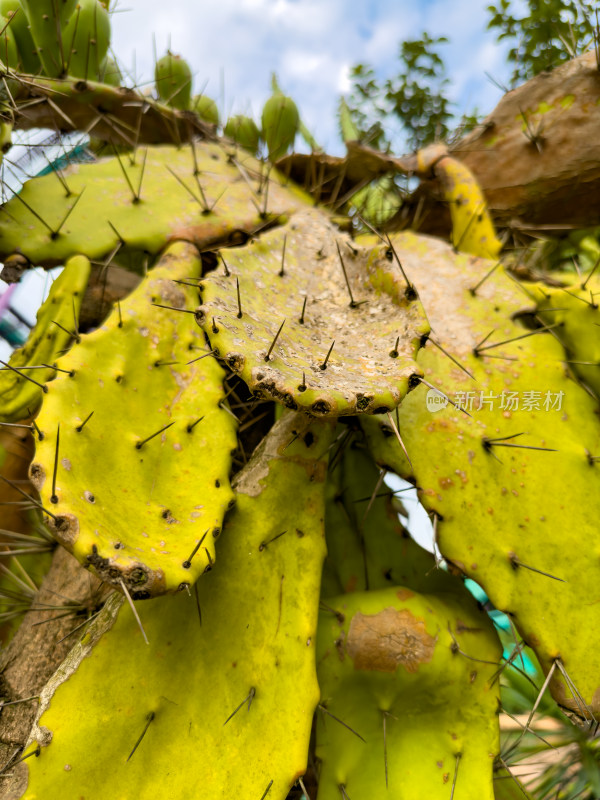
29,242,237,597
22,412,334,799
322,429,460,597
360,230,600,718
316,586,501,799
0,254,90,422
534,278,600,398
197,209,428,416
0,143,307,269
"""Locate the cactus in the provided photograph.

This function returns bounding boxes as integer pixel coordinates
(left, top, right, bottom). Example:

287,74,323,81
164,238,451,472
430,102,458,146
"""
316,586,501,799
22,413,334,799
224,114,260,154
63,0,110,81
191,93,219,126
29,242,237,596
2,14,600,800
196,209,428,416
155,51,192,110
0,254,90,422
0,0,41,74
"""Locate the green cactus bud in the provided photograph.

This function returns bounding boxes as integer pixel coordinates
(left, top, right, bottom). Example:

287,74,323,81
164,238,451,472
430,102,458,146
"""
63,0,110,80
224,114,260,154
154,51,192,110
20,0,77,76
0,0,41,73
98,54,121,86
191,93,219,126
261,91,299,161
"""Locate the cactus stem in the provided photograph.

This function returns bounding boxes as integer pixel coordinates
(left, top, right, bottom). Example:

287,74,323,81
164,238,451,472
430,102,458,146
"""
236,277,243,318
335,240,363,308
76,411,94,433
319,340,335,371
182,529,209,569
119,578,150,645
450,753,462,800
223,686,256,726
469,259,502,295
127,711,155,762
50,424,60,504
259,780,274,800
509,554,565,582
135,421,175,450
318,704,366,742
299,296,307,325
429,337,475,380
186,416,205,433
259,530,288,551
279,235,287,277
385,412,412,470
265,319,286,362
0,359,48,393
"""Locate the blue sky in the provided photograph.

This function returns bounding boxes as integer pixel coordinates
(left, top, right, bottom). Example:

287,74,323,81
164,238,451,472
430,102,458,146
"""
111,0,513,154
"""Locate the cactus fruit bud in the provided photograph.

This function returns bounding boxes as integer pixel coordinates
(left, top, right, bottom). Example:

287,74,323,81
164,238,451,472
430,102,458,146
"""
191,94,219,126
0,0,41,73
63,0,110,80
155,51,192,110
261,91,299,161
20,0,78,77
224,114,260,154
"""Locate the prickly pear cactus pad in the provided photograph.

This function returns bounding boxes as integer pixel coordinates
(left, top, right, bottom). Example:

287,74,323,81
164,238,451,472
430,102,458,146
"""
0,255,90,422
22,413,334,800
316,586,501,799
197,209,428,416
534,278,600,399
0,143,307,269
360,230,600,718
29,242,237,597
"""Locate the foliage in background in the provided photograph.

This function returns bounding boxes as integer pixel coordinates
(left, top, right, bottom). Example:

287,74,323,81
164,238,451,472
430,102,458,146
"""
486,0,597,85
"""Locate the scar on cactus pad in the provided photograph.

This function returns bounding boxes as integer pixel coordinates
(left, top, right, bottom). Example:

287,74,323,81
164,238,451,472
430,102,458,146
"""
29,242,237,597
22,413,334,800
316,586,501,799
360,230,600,719
197,208,429,416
